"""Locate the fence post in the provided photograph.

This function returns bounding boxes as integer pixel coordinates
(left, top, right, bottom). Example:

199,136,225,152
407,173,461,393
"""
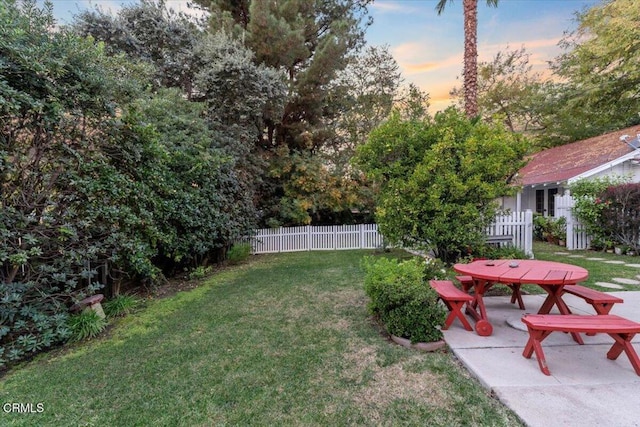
566,214,575,250
524,209,533,258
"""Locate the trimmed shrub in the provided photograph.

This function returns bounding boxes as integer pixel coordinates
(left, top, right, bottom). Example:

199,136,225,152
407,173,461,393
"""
227,243,252,265
362,256,447,343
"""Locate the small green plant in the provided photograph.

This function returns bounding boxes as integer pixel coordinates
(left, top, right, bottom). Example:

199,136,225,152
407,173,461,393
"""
103,294,138,318
423,256,448,280
362,256,447,343
533,215,566,244
227,243,252,264
67,310,107,342
189,266,212,280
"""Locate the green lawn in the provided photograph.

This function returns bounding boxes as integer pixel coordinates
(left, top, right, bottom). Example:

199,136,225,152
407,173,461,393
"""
0,250,522,426
532,241,640,290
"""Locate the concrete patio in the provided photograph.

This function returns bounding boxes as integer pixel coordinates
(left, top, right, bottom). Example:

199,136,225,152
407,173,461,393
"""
442,291,640,427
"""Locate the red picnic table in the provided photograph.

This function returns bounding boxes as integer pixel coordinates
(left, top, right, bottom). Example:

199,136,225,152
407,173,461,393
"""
453,259,589,338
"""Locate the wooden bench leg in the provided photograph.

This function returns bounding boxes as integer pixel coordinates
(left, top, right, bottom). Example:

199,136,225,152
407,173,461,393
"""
442,300,474,331
607,333,640,376
456,276,474,293
581,303,616,336
523,328,554,375
592,303,615,315
538,286,584,345
507,283,525,310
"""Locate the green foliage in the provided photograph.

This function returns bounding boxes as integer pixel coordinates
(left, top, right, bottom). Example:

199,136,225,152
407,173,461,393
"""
103,294,138,318
67,310,107,342
357,108,529,263
362,256,447,343
198,0,379,226
0,282,72,369
550,0,640,137
533,215,566,243
73,0,202,97
0,1,262,369
459,0,640,147
473,245,528,260
570,176,630,244
598,183,640,253
188,266,213,280
130,89,258,270
0,0,140,369
227,243,252,265
453,46,545,135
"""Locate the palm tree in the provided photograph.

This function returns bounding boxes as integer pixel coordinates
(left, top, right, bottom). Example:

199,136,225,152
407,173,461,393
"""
436,0,499,118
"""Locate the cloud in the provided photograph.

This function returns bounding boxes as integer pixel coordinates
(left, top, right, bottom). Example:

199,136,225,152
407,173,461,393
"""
404,62,440,73
393,42,462,76
370,1,423,15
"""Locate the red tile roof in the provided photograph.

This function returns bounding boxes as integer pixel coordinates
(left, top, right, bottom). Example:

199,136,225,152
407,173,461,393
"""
517,126,640,186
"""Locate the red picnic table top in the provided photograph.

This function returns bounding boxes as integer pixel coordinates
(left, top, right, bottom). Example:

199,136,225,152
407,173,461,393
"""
454,259,588,286
452,259,589,337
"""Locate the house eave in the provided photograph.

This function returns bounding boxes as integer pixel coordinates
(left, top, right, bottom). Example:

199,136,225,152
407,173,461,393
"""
523,181,567,189
566,150,640,185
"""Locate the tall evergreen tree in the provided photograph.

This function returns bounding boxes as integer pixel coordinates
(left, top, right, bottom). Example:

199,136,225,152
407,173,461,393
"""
195,0,375,226
197,0,372,151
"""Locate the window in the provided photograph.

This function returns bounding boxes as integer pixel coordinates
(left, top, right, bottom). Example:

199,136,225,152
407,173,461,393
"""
535,190,544,215
548,188,558,217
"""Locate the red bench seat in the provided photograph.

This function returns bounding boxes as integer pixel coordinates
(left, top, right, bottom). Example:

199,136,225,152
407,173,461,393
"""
562,284,623,315
521,314,640,376
429,280,474,332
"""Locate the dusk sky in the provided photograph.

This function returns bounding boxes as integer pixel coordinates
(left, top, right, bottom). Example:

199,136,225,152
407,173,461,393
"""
46,0,601,112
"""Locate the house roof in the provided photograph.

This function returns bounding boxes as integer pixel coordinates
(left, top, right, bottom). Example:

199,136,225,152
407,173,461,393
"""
516,125,640,186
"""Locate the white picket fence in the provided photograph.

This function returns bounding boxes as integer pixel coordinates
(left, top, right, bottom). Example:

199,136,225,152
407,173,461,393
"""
241,212,534,256
487,210,534,257
555,193,592,250
245,224,384,254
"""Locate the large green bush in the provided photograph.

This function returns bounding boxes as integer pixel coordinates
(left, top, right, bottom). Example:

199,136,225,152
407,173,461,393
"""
0,1,263,370
570,176,630,249
356,108,529,263
362,256,447,344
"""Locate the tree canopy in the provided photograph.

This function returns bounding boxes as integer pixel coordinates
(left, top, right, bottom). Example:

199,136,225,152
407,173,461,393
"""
470,0,640,147
550,0,640,139
356,108,528,263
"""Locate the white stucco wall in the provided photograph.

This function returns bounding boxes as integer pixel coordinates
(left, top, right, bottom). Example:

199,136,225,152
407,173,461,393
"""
501,159,640,215
581,160,640,183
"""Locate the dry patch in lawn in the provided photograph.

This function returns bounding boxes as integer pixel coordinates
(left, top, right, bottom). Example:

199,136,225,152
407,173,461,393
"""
314,341,453,421
345,344,450,407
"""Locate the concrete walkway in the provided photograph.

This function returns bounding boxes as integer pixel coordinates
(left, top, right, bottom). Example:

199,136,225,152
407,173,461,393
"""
442,291,640,427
